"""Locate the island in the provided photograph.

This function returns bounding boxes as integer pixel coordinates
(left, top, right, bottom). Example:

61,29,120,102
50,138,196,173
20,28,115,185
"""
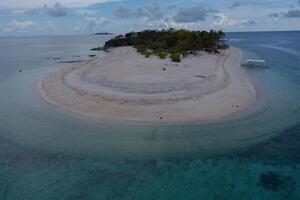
90,47,103,51
103,29,228,62
39,29,257,123
91,32,113,35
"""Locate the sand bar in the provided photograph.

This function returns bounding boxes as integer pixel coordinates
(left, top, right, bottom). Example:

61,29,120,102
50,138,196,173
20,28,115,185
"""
39,46,257,123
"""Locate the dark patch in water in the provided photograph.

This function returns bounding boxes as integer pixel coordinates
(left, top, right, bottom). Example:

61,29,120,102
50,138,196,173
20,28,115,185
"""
58,60,85,64
237,104,271,122
46,57,61,60
290,106,300,117
194,75,206,78
238,122,300,164
259,171,293,191
0,134,75,167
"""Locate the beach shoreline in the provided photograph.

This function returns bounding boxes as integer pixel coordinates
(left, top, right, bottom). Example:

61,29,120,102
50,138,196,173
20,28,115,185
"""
38,46,257,124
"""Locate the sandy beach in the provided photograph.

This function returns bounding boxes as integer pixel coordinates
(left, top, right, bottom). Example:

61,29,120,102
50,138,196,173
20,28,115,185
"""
39,46,257,123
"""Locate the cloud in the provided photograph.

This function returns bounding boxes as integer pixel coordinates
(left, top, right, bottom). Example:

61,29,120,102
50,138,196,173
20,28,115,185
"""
114,5,131,18
173,6,217,23
113,3,164,21
283,9,300,17
230,1,241,9
270,13,279,18
75,16,110,32
241,20,257,26
43,2,67,17
85,16,110,26
143,3,164,20
211,13,256,28
3,20,37,32
23,2,67,17
146,18,176,30
37,21,56,33
212,14,236,27
0,0,119,9
11,10,25,14
229,1,268,9
270,9,300,18
167,5,177,10
145,18,200,31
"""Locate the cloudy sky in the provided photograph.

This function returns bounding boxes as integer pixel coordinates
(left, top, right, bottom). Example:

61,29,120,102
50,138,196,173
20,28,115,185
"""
0,0,300,36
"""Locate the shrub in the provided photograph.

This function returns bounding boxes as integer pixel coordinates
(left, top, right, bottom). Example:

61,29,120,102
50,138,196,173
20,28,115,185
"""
148,41,167,50
158,52,168,59
153,48,163,55
170,53,181,62
152,49,167,59
144,50,152,58
135,45,147,54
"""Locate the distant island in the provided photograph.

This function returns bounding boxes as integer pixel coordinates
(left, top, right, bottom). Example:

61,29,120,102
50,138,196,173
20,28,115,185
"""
91,32,113,35
104,29,228,62
90,47,103,51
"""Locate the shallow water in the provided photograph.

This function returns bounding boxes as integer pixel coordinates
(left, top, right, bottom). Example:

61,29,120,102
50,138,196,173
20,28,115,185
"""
0,32,300,199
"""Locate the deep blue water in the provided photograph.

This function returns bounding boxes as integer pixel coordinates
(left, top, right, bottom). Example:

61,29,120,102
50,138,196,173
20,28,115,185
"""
0,32,300,199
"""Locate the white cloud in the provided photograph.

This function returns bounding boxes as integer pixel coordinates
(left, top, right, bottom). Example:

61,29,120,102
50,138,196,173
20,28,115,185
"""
11,10,26,14
3,20,37,32
21,2,68,17
75,16,110,32
211,13,256,28
146,17,206,31
173,5,217,23
0,0,119,9
43,2,67,17
211,13,237,27
114,3,164,21
38,21,55,32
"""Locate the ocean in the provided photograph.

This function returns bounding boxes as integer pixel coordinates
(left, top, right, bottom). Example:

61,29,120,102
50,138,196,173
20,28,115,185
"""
0,32,299,199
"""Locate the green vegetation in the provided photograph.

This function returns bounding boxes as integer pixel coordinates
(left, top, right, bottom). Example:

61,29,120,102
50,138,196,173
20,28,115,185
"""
170,53,181,62
104,29,228,62
144,50,152,58
135,45,147,54
153,49,168,59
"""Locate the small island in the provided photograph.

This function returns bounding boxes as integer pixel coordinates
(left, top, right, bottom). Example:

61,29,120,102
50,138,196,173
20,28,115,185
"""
39,29,256,123
91,32,113,35
104,29,228,62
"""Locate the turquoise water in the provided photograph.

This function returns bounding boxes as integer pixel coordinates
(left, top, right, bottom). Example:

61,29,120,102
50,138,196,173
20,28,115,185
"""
0,32,300,199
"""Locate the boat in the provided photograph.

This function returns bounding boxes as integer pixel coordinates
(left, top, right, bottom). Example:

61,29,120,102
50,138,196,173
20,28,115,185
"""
241,59,267,67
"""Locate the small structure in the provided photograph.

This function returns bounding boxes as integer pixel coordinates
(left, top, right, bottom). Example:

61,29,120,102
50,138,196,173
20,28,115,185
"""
242,59,266,67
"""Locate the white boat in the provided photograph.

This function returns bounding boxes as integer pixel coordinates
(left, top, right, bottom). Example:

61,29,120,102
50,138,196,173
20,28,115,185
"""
242,59,266,67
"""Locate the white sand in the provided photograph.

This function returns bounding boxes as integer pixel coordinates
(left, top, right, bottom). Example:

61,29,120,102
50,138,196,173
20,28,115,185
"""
39,46,257,123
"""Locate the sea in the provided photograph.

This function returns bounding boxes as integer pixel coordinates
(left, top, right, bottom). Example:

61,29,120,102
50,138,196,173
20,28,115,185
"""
0,31,299,199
